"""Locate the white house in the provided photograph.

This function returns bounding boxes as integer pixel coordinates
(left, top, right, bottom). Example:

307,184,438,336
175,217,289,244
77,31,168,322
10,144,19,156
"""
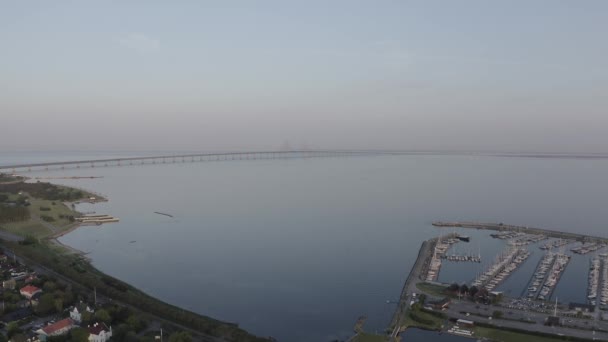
70,303,95,323
88,322,112,342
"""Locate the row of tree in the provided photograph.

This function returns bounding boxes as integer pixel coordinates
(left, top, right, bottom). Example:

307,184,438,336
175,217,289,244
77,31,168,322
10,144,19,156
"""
0,205,30,223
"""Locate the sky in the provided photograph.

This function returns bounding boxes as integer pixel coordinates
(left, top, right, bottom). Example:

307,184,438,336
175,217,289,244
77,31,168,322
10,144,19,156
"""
1,1,607,153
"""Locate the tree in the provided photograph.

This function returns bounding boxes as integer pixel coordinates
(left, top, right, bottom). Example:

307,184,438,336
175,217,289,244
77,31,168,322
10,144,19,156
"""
54,298,64,312
43,281,57,292
95,308,112,324
469,286,479,298
8,334,25,342
127,314,146,332
36,293,56,315
459,284,469,294
6,321,20,338
168,332,193,342
448,283,459,292
70,327,90,342
81,310,93,324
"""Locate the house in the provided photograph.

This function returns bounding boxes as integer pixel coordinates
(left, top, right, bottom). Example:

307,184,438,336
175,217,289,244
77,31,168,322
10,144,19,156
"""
456,319,475,328
70,303,95,323
3,278,16,290
429,297,451,310
36,318,75,341
88,322,112,342
20,285,42,299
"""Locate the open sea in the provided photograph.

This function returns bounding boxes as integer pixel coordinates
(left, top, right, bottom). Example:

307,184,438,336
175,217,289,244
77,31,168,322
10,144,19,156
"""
2,151,608,341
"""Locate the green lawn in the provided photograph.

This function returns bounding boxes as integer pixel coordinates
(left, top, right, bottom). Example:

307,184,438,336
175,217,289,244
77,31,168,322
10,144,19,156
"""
474,326,576,342
0,220,50,237
0,195,79,238
415,282,450,298
352,333,388,342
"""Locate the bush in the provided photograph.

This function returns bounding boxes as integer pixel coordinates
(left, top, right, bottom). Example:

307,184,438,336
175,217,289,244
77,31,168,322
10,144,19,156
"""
40,215,55,222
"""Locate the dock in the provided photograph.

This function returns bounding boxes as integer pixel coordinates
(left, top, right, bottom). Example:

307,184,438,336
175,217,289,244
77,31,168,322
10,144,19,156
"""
472,247,530,291
75,214,119,225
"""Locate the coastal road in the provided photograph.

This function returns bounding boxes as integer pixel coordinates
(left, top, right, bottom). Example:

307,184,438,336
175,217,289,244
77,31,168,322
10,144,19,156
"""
446,300,608,341
0,229,24,242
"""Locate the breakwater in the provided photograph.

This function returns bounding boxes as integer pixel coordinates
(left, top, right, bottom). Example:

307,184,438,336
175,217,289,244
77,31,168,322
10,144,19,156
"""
432,222,608,243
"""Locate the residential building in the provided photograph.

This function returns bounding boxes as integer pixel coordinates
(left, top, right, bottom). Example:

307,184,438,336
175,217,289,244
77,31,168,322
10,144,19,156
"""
20,285,42,299
88,322,112,342
36,318,74,341
70,303,95,323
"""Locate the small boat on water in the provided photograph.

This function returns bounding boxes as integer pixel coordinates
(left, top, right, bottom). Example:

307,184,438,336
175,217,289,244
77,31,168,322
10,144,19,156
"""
154,211,174,218
457,235,470,242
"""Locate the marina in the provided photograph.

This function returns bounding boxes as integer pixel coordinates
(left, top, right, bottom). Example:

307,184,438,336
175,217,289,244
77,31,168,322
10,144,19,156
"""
425,235,460,282
507,233,547,246
527,252,570,301
587,256,600,305
600,254,608,308
540,238,573,250
471,247,530,291
571,242,606,255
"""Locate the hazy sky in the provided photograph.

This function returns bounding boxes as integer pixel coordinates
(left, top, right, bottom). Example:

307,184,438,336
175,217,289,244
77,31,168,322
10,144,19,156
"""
1,1,607,152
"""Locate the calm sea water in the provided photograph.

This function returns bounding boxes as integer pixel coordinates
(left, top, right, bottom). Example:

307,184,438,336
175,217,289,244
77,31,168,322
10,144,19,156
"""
3,152,608,341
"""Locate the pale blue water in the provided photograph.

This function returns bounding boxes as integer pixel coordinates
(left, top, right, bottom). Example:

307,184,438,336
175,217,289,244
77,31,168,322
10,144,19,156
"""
3,152,608,341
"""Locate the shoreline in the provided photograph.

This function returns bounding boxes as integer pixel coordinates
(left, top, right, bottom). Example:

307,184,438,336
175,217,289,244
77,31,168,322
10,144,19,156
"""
1,178,268,341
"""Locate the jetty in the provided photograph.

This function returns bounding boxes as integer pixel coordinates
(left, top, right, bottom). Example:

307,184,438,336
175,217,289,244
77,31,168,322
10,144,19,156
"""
75,214,119,225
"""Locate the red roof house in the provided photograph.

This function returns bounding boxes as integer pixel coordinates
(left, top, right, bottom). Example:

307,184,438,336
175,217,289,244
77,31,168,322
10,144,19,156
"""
36,318,74,338
20,285,42,299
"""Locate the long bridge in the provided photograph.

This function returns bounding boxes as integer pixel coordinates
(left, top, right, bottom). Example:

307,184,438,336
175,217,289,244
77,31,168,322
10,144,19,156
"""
0,150,408,173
